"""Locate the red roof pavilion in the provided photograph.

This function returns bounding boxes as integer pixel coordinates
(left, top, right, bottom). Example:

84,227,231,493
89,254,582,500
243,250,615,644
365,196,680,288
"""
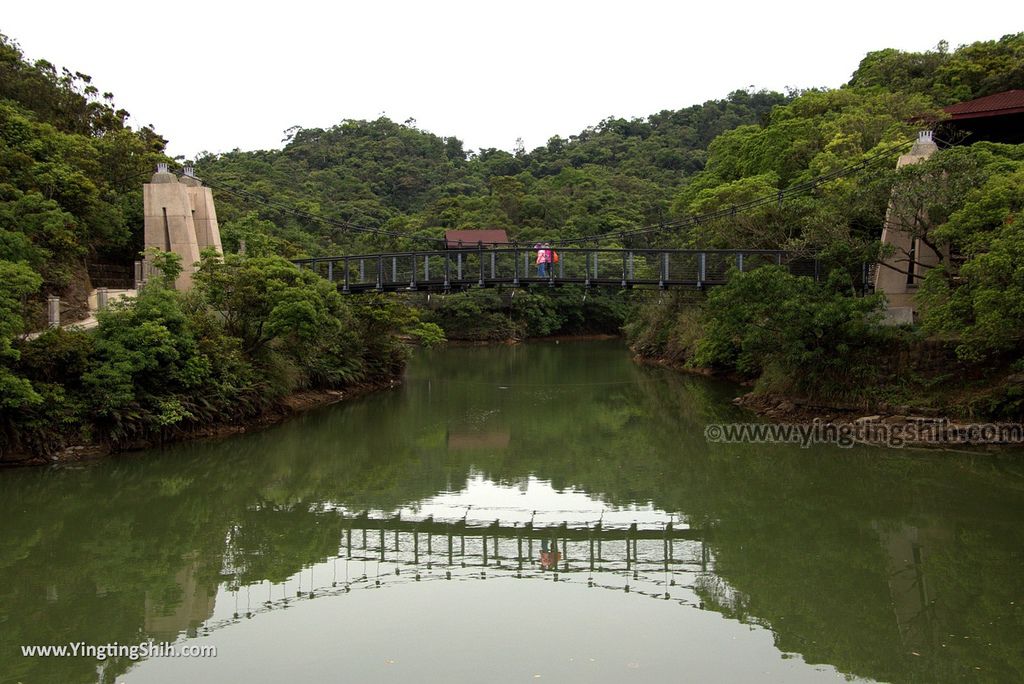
444,229,510,248
940,90,1024,144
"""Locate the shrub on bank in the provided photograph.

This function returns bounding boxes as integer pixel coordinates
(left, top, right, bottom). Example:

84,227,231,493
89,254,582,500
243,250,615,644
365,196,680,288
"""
694,267,886,387
627,266,890,398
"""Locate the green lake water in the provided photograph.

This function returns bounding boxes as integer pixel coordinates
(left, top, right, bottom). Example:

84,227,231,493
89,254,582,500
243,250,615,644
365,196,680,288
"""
1,340,1022,683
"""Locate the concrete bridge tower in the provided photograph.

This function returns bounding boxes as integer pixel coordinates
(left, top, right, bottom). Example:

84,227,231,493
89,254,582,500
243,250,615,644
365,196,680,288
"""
874,131,944,324
142,163,222,290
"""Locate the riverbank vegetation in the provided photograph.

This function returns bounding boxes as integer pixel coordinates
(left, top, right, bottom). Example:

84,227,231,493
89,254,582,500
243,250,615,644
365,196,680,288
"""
2,248,424,459
628,137,1024,418
421,287,630,341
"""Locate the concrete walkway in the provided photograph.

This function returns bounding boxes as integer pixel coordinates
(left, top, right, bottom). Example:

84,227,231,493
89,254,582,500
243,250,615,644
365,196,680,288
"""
24,288,136,340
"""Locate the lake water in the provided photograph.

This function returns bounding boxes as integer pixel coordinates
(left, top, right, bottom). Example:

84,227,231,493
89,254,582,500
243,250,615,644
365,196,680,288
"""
1,340,1022,683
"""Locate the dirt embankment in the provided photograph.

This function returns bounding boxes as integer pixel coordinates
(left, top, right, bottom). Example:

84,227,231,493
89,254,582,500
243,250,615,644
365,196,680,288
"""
632,336,1024,448
732,393,1024,449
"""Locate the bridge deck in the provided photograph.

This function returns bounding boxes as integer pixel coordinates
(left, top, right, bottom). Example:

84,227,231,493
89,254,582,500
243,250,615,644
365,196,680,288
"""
294,247,828,292
337,513,703,541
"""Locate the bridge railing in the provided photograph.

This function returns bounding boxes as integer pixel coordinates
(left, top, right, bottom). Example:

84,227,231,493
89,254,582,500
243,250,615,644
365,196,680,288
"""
294,247,812,292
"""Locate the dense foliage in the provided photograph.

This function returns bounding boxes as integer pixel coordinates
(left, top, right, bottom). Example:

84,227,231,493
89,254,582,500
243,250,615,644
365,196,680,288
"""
422,287,631,341
912,144,1024,360
0,33,166,288
196,90,788,256
849,33,1024,105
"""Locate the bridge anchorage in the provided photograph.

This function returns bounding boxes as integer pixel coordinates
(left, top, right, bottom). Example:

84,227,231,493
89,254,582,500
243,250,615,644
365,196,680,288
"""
294,247,830,294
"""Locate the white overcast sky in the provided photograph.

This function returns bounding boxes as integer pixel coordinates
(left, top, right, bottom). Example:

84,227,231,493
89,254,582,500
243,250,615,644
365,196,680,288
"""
3,1,1019,159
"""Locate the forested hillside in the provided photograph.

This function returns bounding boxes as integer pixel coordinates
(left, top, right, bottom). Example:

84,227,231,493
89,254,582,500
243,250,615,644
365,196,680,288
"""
0,33,165,296
195,90,788,256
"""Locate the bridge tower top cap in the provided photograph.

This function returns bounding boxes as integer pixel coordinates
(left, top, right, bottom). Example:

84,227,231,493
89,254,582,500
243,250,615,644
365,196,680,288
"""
179,164,202,187
150,162,178,184
898,130,939,165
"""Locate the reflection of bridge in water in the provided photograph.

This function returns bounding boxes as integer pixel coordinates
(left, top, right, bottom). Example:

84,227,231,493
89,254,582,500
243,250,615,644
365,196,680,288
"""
327,513,705,570
206,513,714,636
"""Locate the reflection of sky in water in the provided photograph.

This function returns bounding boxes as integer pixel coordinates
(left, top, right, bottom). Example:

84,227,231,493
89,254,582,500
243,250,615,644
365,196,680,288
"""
330,474,683,529
127,570,855,684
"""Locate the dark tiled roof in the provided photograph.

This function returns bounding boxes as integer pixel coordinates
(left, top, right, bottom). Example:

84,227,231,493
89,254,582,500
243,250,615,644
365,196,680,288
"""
444,229,510,247
944,90,1024,120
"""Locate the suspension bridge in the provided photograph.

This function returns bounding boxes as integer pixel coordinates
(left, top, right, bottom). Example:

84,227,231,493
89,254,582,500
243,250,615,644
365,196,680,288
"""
132,137,911,297
215,140,908,294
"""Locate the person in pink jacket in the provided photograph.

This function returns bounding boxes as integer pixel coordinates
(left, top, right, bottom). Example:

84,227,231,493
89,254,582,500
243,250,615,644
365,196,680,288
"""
535,242,553,277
